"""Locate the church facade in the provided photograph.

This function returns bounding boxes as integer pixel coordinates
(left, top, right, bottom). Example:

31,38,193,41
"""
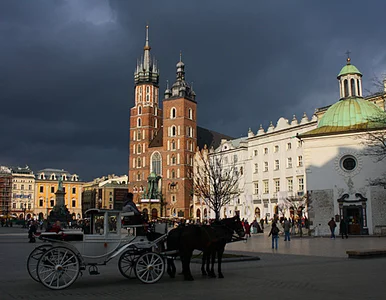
128,27,230,218
193,58,386,235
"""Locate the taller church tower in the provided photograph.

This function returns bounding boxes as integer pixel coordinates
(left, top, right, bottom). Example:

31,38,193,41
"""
128,26,162,195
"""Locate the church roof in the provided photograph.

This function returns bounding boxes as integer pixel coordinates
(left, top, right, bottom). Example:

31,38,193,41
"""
337,59,362,77
301,97,386,137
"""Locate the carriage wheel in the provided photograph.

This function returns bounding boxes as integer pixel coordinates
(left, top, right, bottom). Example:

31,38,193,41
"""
118,247,140,279
37,247,80,290
135,252,165,284
27,244,52,282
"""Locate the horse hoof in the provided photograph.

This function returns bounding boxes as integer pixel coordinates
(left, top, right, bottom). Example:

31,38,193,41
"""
218,273,224,279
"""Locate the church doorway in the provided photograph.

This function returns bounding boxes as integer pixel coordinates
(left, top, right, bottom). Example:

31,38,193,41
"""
343,205,362,235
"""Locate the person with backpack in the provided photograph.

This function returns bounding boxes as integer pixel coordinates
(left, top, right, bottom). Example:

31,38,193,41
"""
269,221,280,249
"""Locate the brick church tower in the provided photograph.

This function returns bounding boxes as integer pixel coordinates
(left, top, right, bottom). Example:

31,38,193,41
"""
128,27,197,218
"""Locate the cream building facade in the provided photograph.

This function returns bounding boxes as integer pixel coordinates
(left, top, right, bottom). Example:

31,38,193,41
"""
11,166,35,219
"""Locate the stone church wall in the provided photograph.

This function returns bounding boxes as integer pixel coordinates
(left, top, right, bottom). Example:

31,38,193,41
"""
309,189,334,236
370,187,386,235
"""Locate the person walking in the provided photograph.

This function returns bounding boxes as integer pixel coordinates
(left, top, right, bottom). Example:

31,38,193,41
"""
328,217,336,239
260,218,264,230
268,222,280,249
283,218,291,241
28,220,37,243
340,219,348,239
244,221,251,238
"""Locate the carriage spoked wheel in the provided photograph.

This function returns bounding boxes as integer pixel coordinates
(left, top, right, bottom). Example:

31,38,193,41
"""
36,247,80,290
135,252,165,284
118,247,140,279
27,244,53,282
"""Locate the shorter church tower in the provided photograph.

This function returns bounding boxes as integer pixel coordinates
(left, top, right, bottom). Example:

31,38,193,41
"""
162,54,197,218
337,57,363,99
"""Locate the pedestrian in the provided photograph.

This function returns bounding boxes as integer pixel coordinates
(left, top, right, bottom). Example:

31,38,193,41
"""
340,219,348,239
268,222,280,249
28,220,37,243
260,218,264,230
282,218,291,241
265,216,268,224
244,221,251,238
328,217,336,239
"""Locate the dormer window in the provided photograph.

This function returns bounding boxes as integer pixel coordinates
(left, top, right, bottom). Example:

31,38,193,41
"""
62,175,67,181
51,174,56,180
40,174,44,180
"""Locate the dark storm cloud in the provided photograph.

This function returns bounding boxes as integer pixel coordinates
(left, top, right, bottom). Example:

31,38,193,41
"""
1,0,386,180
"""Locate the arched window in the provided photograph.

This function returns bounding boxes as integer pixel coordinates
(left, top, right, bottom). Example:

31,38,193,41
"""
344,79,349,97
137,157,141,167
171,140,176,150
137,144,141,154
357,79,361,96
151,152,161,175
154,119,158,128
137,172,141,181
188,108,193,120
138,106,142,115
351,78,356,96
171,155,176,165
137,130,141,140
137,118,142,127
171,108,176,119
171,126,176,137
171,169,175,179
151,208,158,219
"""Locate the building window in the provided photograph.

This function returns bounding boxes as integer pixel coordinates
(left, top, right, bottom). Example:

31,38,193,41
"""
264,148,268,154
274,179,280,192
72,187,76,194
40,174,44,179
137,157,141,168
171,170,176,179
137,172,141,181
254,150,258,156
287,157,292,168
171,108,176,119
171,155,176,165
298,156,303,167
171,126,176,137
12,203,16,209
29,185,32,190
344,79,349,97
171,140,176,150
137,118,142,127
151,152,161,175
287,178,293,192
50,200,54,207
287,143,292,150
138,106,142,115
40,186,43,193
137,144,142,154
233,155,238,163
137,130,141,141
51,174,56,180
13,184,17,189
264,162,268,172
72,200,76,207
274,145,279,153
51,186,55,193
254,163,258,173
254,182,259,194
298,177,304,191
274,160,279,170
351,78,356,96
188,108,193,120
263,180,269,194
21,184,24,190
39,199,43,207
28,203,31,209
357,79,361,96
297,140,302,148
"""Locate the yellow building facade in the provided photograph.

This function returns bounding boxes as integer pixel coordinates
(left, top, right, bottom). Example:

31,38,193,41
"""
34,168,84,220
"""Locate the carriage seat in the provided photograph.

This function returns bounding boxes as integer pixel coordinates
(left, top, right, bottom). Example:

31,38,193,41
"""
121,211,145,226
39,231,84,241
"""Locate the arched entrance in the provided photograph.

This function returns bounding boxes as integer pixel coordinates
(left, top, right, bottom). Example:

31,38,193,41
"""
151,208,158,219
143,208,148,219
26,213,31,220
196,209,201,220
255,207,261,220
204,208,208,219
38,212,44,220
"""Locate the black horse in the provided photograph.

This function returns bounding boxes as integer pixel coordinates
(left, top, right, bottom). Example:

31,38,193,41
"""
166,216,245,281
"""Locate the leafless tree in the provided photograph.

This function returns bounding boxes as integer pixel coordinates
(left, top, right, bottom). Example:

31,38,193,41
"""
193,148,241,221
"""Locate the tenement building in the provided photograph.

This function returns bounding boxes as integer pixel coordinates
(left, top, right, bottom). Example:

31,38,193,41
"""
194,58,386,235
11,166,35,219
128,26,230,218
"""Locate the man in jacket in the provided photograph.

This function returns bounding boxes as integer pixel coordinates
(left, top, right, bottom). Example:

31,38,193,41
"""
283,218,291,241
328,217,336,239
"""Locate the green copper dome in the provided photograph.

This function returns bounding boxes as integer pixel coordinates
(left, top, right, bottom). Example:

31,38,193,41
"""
337,58,362,77
318,97,384,129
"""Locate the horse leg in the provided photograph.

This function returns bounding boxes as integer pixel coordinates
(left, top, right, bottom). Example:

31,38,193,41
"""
201,251,208,276
208,248,216,278
166,258,176,278
182,250,194,281
217,245,225,278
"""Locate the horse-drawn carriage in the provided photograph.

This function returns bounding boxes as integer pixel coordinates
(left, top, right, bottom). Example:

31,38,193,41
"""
27,209,168,289
27,209,245,289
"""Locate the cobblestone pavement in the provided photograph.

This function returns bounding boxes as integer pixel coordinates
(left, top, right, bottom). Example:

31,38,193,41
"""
1,227,386,300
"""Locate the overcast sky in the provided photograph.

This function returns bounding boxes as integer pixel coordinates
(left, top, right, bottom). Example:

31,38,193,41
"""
1,0,386,181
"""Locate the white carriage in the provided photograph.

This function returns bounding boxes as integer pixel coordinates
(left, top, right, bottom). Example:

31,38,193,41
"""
27,209,168,290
